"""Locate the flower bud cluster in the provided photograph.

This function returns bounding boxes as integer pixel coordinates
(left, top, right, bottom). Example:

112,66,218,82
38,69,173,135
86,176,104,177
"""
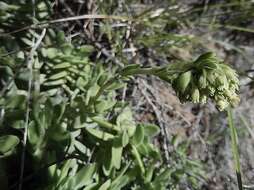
160,52,240,111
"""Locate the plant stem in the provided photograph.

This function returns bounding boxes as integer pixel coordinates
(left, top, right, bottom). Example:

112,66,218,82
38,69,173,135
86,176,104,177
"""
18,28,46,190
227,106,243,190
121,67,160,76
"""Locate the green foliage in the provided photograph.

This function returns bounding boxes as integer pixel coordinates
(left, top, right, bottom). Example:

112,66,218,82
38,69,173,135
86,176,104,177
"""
0,32,168,189
0,135,20,157
0,8,170,187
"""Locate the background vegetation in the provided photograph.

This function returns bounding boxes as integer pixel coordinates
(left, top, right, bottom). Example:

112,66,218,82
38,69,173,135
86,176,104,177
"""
0,0,254,189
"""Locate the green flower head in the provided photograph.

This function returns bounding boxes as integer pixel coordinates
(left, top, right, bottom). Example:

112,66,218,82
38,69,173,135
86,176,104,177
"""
159,52,240,111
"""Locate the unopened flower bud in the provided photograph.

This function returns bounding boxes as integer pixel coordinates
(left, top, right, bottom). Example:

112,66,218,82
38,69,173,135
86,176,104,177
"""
176,71,192,93
191,87,200,103
207,86,215,96
216,100,229,111
231,96,240,106
198,75,207,89
200,95,207,104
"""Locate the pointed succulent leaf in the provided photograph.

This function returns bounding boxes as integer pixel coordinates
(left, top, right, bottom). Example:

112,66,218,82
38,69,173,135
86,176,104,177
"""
142,124,160,137
0,135,19,155
111,138,123,169
86,128,115,141
72,163,97,189
121,130,129,147
98,179,111,190
132,125,144,146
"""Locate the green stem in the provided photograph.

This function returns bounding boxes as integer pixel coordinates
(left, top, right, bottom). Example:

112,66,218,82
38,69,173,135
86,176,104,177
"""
227,107,243,190
120,67,160,77
92,65,179,103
